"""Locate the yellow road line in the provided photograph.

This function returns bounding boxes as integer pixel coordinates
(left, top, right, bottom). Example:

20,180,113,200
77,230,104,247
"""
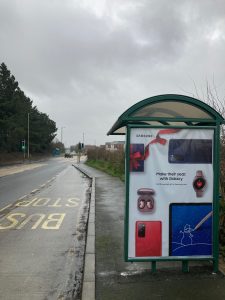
0,204,11,212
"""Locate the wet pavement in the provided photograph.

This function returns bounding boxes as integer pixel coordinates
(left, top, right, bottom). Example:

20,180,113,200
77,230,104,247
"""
79,163,225,300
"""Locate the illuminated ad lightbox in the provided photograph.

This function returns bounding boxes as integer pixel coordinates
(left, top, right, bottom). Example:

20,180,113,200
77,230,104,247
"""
127,127,214,260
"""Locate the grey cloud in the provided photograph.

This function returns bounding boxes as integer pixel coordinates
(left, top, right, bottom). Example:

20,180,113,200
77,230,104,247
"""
0,0,225,145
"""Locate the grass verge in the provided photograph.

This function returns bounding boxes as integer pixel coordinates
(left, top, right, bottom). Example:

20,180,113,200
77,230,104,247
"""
85,159,125,181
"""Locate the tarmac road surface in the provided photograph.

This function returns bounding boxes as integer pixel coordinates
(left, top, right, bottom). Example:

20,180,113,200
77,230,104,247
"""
0,157,90,299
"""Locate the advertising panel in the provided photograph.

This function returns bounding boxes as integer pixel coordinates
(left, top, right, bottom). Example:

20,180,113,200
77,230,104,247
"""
127,127,214,260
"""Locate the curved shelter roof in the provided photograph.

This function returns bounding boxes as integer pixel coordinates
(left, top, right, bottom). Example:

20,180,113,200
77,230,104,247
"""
107,94,224,135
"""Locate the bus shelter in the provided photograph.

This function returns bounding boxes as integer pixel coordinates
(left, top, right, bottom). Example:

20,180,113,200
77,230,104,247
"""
107,94,225,272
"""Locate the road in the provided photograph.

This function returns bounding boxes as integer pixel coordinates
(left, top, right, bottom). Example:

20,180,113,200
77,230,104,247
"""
0,157,90,300
0,157,75,208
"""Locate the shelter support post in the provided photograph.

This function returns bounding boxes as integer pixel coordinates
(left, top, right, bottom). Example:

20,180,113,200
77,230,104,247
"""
213,259,218,273
151,261,157,273
182,261,189,273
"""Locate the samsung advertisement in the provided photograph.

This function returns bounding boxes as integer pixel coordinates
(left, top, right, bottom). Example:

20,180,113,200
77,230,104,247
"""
127,127,214,259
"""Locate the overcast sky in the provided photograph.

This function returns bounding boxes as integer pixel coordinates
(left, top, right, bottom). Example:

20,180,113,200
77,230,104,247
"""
0,0,225,146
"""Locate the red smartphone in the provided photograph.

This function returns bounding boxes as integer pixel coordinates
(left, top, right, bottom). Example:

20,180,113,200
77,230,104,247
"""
135,221,162,257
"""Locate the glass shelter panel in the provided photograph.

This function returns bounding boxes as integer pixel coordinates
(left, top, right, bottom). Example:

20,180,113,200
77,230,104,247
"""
132,101,213,119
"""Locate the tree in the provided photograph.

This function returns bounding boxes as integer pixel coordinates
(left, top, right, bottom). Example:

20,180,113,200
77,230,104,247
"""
192,81,225,256
0,62,57,153
0,63,20,151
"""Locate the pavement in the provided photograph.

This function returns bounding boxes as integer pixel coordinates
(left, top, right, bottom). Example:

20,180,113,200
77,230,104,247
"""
78,163,225,300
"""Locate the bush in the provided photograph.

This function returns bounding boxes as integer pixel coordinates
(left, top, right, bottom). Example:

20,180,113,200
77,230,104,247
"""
86,147,125,181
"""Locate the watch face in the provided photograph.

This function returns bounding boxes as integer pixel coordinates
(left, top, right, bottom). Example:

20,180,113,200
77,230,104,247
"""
193,177,206,190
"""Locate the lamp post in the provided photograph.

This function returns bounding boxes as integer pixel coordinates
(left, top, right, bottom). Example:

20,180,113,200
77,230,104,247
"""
61,126,65,144
27,113,30,159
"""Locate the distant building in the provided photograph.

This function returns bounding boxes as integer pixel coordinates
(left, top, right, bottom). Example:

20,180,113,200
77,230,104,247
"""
105,141,125,151
85,145,97,151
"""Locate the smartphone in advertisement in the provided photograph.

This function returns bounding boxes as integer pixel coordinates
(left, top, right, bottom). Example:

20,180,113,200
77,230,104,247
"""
168,139,212,164
135,221,162,257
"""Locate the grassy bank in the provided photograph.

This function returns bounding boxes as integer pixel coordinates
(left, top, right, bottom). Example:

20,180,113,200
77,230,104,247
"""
85,159,125,181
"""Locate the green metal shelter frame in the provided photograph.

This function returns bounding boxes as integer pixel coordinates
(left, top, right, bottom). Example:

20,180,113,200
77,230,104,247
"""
108,94,225,272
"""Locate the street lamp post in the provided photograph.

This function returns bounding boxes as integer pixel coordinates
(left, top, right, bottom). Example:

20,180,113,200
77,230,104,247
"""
61,126,65,144
27,113,30,159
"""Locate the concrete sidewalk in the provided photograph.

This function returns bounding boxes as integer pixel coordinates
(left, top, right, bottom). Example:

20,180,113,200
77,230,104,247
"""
79,164,225,300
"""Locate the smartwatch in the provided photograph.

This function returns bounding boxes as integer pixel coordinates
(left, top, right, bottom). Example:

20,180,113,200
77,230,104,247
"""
193,170,206,197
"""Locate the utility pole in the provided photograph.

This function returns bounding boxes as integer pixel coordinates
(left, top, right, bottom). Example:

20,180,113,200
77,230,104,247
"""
27,113,30,159
61,127,65,143
83,132,85,156
78,142,81,164
61,127,65,154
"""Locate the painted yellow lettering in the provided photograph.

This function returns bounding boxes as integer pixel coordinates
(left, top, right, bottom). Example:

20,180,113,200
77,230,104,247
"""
16,198,38,207
48,198,62,207
66,198,80,207
41,213,66,229
17,214,46,229
0,213,26,229
33,198,50,207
